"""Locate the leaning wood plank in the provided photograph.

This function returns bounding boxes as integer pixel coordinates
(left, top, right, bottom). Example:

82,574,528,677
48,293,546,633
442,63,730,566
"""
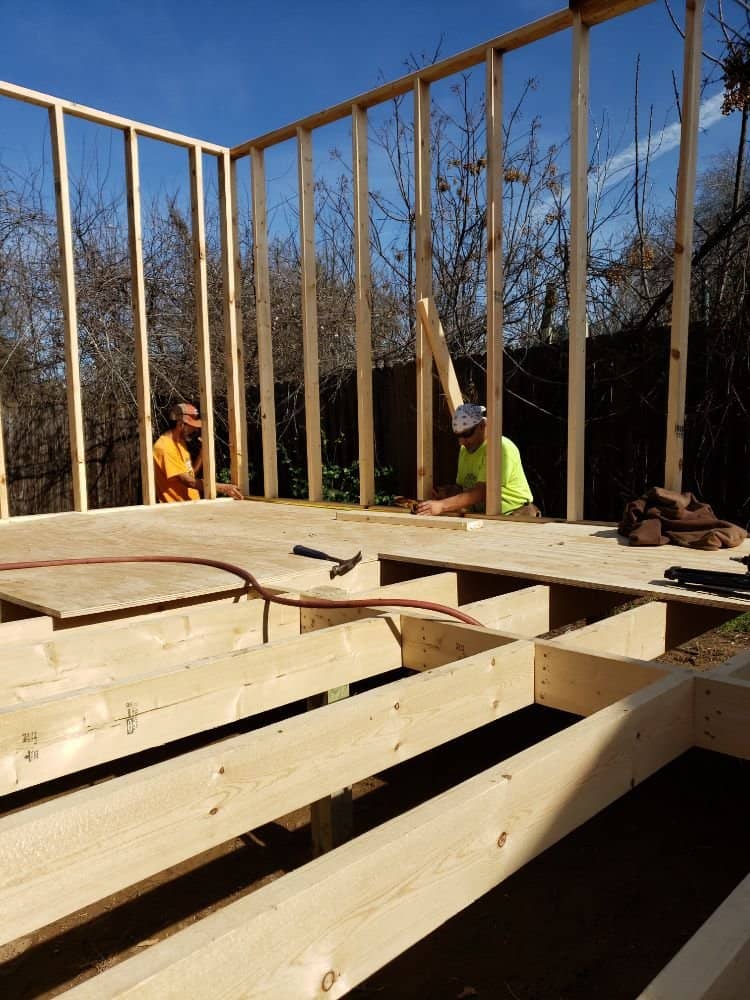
416,297,463,415
694,674,750,760
638,872,750,1000
352,104,375,506
124,127,155,505
60,673,692,999
0,640,533,944
0,598,299,706
0,617,403,792
218,150,247,492
0,395,8,519
552,601,668,659
49,103,87,512
300,571,458,632
566,9,589,521
535,640,674,716
188,145,216,498
485,45,504,515
0,616,53,646
250,147,279,497
414,78,433,499
336,509,483,530
297,126,323,501
664,0,704,491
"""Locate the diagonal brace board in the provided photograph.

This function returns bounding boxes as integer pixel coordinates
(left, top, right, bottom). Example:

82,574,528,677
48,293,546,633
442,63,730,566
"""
416,296,464,415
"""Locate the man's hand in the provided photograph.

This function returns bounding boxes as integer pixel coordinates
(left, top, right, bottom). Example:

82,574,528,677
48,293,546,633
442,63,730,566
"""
416,499,444,516
217,482,243,500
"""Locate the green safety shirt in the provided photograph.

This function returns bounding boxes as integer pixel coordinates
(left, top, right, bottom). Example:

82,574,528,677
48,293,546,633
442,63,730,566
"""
456,437,532,515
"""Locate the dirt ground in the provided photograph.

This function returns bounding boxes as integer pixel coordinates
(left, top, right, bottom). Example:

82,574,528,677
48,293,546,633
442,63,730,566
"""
1,626,749,999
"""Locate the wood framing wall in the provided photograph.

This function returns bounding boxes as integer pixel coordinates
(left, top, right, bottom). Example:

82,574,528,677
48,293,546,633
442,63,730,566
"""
0,0,702,517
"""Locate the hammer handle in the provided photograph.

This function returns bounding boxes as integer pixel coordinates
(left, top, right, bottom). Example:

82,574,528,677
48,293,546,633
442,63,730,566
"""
292,544,336,563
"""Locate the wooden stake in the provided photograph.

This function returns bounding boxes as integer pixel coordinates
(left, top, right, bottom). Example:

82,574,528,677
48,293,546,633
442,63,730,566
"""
485,47,504,516
664,0,704,491
414,78,433,499
124,128,155,505
352,104,375,506
297,127,323,501
49,104,87,512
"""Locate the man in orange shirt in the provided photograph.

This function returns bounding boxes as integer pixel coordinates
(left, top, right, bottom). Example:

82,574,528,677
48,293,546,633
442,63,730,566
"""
153,402,242,502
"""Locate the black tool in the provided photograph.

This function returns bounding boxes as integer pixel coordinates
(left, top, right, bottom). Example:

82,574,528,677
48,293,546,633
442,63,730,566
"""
664,554,750,598
292,544,363,579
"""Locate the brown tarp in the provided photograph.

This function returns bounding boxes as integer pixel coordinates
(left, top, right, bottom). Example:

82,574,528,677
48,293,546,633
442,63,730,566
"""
618,487,747,550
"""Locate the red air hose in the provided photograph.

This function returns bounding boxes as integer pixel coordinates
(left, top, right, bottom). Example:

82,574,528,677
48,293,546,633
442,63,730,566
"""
0,555,483,629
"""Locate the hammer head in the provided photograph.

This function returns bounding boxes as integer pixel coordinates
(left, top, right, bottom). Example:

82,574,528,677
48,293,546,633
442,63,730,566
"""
329,550,362,578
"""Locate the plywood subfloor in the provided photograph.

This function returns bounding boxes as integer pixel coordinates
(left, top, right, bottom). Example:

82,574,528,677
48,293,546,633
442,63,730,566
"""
0,499,748,619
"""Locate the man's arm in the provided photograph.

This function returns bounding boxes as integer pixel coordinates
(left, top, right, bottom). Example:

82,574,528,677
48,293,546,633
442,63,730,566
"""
174,473,243,500
416,483,485,516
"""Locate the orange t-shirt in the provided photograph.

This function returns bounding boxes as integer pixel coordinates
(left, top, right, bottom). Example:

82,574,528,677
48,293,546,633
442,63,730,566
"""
153,432,200,502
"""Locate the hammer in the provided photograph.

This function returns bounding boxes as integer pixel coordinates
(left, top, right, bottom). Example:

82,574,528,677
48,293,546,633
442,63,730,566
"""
292,544,363,579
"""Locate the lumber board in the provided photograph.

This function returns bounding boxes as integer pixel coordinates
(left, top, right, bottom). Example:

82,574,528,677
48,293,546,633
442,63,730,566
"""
664,0,703,491
401,615,519,670
416,297,463,415
566,9,589,521
188,144,217,498
535,640,675,716
250,147,279,497
49,103,87,513
638,872,750,1000
553,600,668,659
694,675,750,760
0,640,534,945
0,396,9,519
0,617,403,792
485,45,504,516
336,509,483,530
297,126,323,501
461,585,550,634
218,150,247,492
0,597,300,706
352,104,375,506
60,673,691,999
124,127,156,506
414,78,433,499
0,79,227,154
299,571,458,632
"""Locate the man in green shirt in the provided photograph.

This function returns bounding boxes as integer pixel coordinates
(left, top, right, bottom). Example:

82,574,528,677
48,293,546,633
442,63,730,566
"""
416,403,538,517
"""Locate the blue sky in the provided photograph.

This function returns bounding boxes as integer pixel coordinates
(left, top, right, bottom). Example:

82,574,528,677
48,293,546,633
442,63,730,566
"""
0,1,743,230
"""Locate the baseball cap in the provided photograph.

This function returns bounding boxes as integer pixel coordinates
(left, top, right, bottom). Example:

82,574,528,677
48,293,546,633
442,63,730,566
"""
169,402,202,428
452,403,486,434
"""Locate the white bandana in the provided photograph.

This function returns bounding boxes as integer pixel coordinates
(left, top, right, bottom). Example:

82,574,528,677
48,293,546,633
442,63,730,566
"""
452,403,486,433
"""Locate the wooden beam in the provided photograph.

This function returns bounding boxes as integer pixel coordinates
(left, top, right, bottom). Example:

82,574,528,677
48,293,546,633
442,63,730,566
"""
297,127,323,501
664,0,704,491
535,640,674,716
566,9,589,520
59,673,691,999
461,585,551,634
485,46,504,516
553,601,668,659
0,617,403,792
0,79,227,154
0,639,534,945
188,145,216,498
49,104,87,512
414,79,433,499
0,396,9,519
230,156,250,494
401,615,519,670
0,596,300,707
694,674,750,759
574,0,656,26
638,873,750,1000
219,151,247,492
335,509,483,530
250,147,279,497
416,297,463,415
230,10,575,155
124,127,155,505
352,104,376,506
299,571,459,632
